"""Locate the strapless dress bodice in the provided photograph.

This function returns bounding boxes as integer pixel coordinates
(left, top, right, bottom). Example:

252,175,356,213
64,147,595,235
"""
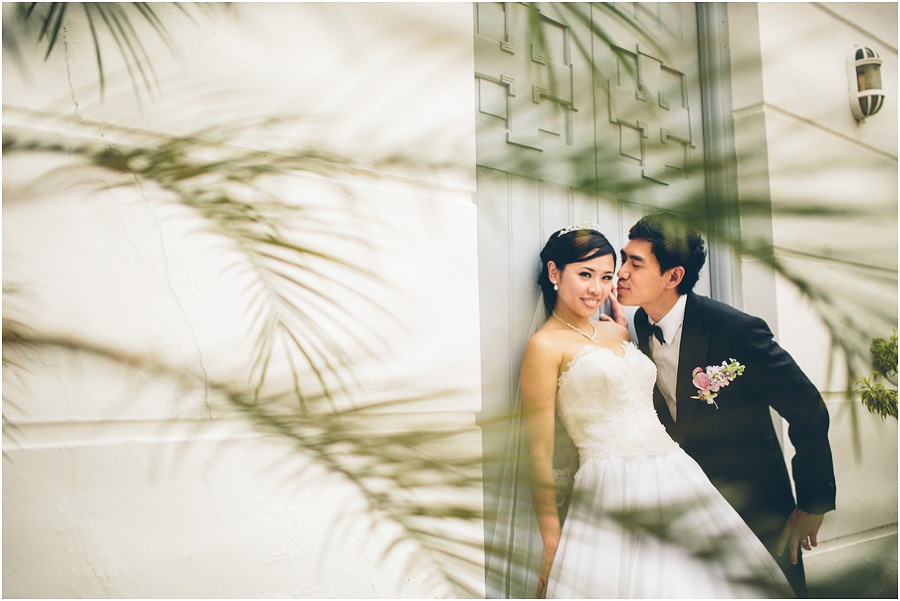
556,342,678,461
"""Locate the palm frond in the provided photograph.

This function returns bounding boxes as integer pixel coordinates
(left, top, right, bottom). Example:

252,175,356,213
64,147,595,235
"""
2,323,486,596
6,2,206,99
3,111,410,406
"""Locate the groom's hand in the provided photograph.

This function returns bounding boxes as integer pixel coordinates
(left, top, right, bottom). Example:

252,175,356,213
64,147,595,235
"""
776,507,824,565
597,287,628,328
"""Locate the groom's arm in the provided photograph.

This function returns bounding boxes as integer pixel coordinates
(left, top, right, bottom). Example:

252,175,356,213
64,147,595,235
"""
738,314,837,515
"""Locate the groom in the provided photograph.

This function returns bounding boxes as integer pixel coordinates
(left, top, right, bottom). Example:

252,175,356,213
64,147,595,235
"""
615,214,836,597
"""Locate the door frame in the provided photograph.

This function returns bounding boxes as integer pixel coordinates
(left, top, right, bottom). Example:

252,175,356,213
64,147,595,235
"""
697,2,742,308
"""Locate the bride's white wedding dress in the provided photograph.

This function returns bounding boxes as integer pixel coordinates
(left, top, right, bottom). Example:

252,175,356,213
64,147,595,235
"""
547,342,791,599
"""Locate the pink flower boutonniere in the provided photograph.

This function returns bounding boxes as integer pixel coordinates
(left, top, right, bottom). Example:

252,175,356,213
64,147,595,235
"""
692,359,745,409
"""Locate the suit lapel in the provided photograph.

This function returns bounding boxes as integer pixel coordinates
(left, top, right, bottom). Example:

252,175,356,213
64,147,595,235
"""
635,309,652,356
675,293,710,427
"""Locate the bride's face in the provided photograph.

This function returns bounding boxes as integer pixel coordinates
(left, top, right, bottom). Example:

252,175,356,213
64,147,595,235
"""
550,253,616,319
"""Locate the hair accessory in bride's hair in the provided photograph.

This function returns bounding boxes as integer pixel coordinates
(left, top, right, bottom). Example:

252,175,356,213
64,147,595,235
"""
557,219,603,237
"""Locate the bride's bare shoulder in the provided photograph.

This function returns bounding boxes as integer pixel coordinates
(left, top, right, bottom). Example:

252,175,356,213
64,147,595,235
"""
524,322,570,357
525,325,555,352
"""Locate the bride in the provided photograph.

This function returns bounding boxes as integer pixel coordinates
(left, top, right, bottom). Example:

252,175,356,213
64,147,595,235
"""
518,222,791,598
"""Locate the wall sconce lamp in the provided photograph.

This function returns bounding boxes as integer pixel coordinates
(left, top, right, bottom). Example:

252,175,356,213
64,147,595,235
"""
848,46,884,121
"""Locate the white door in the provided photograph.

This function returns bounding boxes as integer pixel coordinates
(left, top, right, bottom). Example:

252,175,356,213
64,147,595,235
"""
475,3,713,594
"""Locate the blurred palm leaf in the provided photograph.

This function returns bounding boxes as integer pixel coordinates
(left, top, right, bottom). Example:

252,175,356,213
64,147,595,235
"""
3,2,897,598
2,99,486,595
1,319,487,596
3,109,406,408
3,2,202,97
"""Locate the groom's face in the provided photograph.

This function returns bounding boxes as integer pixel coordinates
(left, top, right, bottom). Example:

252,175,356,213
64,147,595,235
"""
616,239,672,308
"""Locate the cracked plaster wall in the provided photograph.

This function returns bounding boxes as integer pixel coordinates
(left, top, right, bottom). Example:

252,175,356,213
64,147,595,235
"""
3,3,481,597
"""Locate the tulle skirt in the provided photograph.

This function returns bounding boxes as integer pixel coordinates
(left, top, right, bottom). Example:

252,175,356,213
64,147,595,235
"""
547,449,792,599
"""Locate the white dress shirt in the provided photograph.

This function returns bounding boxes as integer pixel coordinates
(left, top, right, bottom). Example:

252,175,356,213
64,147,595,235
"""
649,294,687,422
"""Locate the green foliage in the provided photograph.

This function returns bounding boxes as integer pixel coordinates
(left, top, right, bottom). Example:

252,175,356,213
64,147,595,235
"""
871,332,899,384
856,331,899,420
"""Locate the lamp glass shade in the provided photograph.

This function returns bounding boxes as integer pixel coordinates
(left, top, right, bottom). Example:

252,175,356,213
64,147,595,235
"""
857,63,883,91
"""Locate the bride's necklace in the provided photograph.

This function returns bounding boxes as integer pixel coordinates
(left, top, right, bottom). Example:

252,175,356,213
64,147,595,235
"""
552,311,597,342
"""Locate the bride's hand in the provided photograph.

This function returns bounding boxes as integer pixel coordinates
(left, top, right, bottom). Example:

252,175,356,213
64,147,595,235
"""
597,286,627,328
536,541,558,598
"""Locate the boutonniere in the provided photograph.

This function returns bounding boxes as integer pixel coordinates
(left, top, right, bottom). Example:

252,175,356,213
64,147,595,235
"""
692,359,745,409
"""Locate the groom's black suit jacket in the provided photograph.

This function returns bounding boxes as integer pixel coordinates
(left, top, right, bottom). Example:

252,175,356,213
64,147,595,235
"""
636,293,836,591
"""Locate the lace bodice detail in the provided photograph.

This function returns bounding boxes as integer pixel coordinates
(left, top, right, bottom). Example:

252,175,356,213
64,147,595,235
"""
556,342,678,461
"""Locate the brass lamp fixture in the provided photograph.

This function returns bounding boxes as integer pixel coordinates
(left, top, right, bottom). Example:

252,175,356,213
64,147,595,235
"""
848,46,885,121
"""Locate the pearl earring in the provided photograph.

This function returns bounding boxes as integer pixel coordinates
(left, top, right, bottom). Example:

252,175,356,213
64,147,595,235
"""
553,283,559,291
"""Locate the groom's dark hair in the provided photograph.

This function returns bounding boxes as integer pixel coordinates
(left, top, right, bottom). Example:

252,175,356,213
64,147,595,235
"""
629,213,707,294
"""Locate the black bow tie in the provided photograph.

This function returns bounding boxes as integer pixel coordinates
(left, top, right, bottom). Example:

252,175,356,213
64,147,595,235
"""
649,324,666,345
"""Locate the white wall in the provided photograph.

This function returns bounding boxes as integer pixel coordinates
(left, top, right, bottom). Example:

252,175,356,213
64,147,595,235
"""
728,2,898,595
3,3,483,597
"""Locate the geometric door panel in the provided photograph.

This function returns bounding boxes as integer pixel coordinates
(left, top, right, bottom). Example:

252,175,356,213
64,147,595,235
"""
608,45,694,184
474,2,593,185
593,2,706,207
475,2,705,203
